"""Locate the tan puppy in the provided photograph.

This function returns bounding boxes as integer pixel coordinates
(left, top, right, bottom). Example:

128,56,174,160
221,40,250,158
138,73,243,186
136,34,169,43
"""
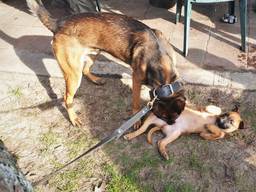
124,105,244,160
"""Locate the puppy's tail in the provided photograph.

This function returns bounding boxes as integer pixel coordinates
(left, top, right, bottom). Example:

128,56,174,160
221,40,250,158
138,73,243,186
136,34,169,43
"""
26,0,57,33
147,126,161,145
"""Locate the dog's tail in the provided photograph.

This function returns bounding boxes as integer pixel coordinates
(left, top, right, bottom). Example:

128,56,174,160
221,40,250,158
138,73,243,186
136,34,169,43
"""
26,0,57,33
147,126,161,145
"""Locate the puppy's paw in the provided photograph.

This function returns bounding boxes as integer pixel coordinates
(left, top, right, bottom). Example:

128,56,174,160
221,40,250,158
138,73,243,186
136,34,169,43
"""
123,134,132,140
133,120,142,130
161,151,169,161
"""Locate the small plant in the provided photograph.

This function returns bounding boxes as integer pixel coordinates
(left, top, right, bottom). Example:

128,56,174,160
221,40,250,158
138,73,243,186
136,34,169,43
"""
8,87,22,98
39,129,60,155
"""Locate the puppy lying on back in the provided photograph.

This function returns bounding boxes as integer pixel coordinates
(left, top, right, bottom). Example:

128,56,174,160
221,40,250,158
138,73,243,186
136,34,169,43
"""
124,105,244,160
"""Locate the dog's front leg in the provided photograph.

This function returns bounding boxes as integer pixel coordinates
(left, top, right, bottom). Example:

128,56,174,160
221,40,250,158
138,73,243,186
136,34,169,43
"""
200,124,225,140
132,73,142,129
132,73,141,114
158,128,181,160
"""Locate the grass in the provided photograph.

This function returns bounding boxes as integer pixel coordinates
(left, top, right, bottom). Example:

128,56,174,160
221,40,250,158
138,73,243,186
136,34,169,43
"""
113,97,128,112
187,151,204,172
40,129,60,154
67,135,89,159
162,172,196,192
242,109,256,132
105,164,143,192
8,86,22,98
51,169,82,192
26,81,256,191
164,182,195,192
103,147,190,192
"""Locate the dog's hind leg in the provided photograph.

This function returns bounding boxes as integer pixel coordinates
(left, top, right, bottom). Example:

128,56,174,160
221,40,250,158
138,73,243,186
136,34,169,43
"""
147,126,161,145
158,129,181,160
53,39,84,127
82,50,105,85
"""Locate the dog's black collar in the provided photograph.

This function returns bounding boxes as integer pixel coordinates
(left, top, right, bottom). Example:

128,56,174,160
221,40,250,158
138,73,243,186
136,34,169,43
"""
151,80,184,100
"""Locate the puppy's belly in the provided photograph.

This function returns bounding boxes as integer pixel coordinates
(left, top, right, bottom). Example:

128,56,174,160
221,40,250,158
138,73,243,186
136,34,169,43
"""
162,116,204,136
162,117,189,135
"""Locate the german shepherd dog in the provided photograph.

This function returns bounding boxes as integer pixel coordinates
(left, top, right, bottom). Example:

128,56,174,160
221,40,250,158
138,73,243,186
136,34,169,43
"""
26,0,186,127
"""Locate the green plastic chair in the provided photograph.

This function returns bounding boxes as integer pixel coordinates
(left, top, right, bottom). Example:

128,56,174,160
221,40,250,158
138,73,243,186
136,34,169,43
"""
175,0,247,56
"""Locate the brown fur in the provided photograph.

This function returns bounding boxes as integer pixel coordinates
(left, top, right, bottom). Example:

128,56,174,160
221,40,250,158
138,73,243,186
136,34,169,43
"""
124,105,244,160
26,0,185,126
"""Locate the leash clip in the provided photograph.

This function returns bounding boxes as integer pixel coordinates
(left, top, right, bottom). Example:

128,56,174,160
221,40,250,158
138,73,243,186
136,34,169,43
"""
147,96,157,110
168,84,174,94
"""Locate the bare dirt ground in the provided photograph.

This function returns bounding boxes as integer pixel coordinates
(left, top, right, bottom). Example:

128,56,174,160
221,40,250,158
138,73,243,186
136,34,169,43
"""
0,72,255,192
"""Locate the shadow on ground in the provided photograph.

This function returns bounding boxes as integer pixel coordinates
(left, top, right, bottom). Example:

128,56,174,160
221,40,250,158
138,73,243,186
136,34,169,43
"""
34,77,256,191
0,1,255,191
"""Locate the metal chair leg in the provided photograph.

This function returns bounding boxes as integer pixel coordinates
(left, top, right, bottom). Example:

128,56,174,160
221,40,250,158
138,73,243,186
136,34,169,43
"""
239,0,247,51
184,0,192,56
96,0,101,12
228,1,235,15
175,0,183,24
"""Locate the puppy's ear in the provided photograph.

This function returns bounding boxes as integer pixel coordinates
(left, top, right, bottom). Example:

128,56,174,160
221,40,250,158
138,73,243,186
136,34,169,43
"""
238,121,245,129
232,105,239,113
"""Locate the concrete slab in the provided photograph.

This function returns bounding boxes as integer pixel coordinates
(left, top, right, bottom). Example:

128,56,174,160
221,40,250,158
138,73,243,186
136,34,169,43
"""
0,47,62,77
171,22,211,69
231,72,256,90
0,26,52,52
179,67,214,86
0,2,17,18
213,71,231,87
204,33,247,71
143,6,176,39
2,9,38,27
102,0,149,19
0,0,255,91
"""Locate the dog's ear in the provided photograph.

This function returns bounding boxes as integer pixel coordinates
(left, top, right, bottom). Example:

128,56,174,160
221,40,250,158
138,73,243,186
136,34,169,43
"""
238,121,245,129
232,105,239,113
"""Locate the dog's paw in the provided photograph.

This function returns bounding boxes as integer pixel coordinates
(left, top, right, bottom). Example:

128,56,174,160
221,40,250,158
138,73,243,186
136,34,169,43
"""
93,78,106,85
123,134,132,140
157,141,169,160
133,120,142,130
95,79,106,85
71,117,82,127
161,151,169,160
